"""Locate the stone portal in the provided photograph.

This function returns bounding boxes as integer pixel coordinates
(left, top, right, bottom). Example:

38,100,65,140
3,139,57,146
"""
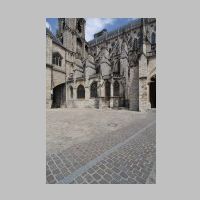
52,83,66,108
150,77,156,108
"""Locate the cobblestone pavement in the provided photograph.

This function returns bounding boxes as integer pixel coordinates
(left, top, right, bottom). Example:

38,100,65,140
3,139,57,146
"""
46,108,156,184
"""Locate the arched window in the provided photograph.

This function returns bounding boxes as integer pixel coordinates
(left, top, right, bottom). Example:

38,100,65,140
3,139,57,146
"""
52,52,62,66
105,81,111,97
77,85,85,99
70,86,73,99
90,82,98,98
151,32,156,44
113,81,120,96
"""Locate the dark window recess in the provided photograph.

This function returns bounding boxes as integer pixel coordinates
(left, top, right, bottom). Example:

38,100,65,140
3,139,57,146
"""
77,21,82,33
90,82,98,98
105,81,111,98
77,38,82,47
77,85,85,99
151,32,156,44
70,86,73,99
113,81,120,96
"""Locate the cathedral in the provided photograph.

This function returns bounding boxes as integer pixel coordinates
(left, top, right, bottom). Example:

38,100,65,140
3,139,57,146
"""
46,18,156,111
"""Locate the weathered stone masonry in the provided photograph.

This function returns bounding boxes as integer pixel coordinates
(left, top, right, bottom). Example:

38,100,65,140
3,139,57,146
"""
46,18,156,111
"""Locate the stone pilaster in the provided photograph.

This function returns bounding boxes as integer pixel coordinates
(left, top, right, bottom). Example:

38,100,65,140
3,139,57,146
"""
110,80,114,108
139,54,148,112
129,65,139,111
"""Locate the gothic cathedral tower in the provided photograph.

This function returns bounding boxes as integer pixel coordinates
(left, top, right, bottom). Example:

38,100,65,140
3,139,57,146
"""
57,18,86,60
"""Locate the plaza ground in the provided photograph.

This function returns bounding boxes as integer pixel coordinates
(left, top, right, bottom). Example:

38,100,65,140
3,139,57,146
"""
46,108,156,184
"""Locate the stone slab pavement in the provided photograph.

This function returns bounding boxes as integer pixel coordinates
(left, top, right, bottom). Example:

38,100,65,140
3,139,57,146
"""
46,108,156,184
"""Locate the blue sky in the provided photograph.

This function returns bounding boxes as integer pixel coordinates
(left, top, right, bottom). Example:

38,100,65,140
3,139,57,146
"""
46,18,136,41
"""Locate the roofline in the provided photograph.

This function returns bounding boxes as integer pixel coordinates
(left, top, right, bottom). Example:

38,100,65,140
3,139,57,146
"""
88,18,156,45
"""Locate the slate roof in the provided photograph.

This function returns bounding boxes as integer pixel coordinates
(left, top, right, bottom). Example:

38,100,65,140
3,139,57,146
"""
46,28,64,48
88,18,155,46
88,19,142,45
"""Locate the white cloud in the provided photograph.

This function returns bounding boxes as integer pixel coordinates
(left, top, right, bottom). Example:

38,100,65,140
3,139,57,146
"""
85,18,116,41
46,21,52,31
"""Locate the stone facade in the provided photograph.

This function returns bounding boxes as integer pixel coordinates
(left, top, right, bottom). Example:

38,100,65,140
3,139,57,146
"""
46,18,156,111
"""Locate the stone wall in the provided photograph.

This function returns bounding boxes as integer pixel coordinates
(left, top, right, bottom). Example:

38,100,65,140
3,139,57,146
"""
46,67,52,109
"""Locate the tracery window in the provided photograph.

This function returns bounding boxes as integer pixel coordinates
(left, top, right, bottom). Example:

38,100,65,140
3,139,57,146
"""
90,82,98,98
113,81,120,96
52,52,62,66
77,85,85,99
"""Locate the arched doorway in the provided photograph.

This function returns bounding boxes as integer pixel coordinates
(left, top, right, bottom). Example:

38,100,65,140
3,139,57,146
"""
105,81,111,99
77,85,85,99
113,81,119,96
150,76,156,108
105,81,111,107
52,83,65,108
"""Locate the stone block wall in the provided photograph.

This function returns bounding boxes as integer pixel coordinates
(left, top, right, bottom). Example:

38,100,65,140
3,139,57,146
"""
46,67,52,109
129,66,139,111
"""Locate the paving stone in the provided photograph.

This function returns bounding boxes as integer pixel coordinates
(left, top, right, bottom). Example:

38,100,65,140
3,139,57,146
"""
46,170,51,176
99,164,106,170
97,169,106,176
112,173,122,181
93,173,101,180
111,180,120,184
85,174,93,183
91,181,98,184
103,174,112,182
75,176,84,184
46,109,156,184
120,172,128,179
47,175,56,184
112,167,120,174
55,174,64,181
128,178,137,184
52,169,61,175
136,176,146,184
88,168,95,174
99,179,109,184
